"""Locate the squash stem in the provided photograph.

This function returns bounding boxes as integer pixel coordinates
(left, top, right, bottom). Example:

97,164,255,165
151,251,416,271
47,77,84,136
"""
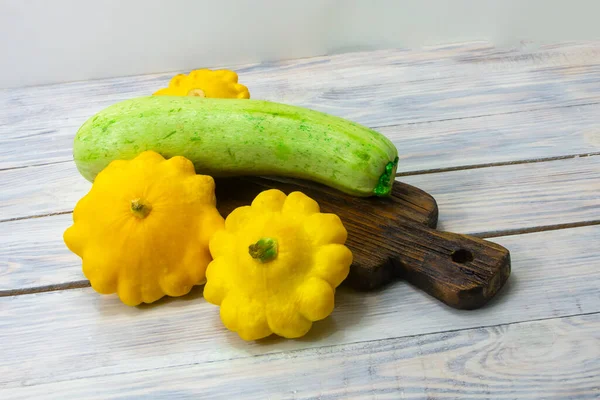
249,238,278,263
130,198,152,219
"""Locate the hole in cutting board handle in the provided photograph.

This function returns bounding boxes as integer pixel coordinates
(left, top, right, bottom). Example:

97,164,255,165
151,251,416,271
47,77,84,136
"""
451,249,474,264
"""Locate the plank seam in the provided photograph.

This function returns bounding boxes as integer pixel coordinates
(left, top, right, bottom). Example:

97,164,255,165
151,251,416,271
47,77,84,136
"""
396,152,600,177
0,160,72,172
375,100,600,129
0,210,73,224
0,280,90,297
472,219,600,239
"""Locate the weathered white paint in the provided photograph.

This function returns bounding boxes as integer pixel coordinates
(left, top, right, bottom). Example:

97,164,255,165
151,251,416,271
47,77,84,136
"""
2,42,600,169
2,155,599,232
2,41,599,399
4,314,599,399
1,226,600,392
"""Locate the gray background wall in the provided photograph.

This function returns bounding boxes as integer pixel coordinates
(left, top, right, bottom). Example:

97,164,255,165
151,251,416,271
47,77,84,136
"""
2,0,599,88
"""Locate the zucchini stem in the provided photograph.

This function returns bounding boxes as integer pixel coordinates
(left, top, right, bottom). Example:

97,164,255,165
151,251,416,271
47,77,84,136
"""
373,157,399,197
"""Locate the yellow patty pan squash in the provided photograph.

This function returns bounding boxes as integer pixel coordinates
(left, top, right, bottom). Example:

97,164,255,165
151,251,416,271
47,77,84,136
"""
204,189,353,341
63,151,225,306
153,68,250,99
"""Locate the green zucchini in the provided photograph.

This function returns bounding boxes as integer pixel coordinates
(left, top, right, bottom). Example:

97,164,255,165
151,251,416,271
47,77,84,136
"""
73,96,399,197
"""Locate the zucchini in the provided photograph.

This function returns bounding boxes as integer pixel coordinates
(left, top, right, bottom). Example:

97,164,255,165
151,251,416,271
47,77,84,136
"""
73,96,399,197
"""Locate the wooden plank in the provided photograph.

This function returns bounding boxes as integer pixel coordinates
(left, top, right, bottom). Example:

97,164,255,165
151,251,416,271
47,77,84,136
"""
2,42,600,169
385,102,600,173
400,156,600,235
2,99,600,176
0,161,85,221
2,154,598,226
0,214,78,291
1,156,598,292
1,156,599,292
3,313,599,399
1,225,599,388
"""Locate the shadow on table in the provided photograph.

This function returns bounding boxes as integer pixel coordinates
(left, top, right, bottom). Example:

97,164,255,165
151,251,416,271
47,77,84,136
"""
134,285,206,310
479,272,517,309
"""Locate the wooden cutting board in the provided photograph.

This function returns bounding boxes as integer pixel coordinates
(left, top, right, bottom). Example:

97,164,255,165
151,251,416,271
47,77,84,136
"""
214,176,511,310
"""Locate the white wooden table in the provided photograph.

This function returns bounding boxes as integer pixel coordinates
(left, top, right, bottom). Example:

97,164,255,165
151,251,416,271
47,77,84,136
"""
1,41,600,399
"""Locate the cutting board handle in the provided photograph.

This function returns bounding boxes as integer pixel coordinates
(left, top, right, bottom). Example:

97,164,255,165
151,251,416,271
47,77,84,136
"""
214,176,511,310
386,220,511,309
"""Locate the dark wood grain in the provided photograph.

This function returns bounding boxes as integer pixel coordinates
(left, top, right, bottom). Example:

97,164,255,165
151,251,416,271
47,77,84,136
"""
215,176,511,309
